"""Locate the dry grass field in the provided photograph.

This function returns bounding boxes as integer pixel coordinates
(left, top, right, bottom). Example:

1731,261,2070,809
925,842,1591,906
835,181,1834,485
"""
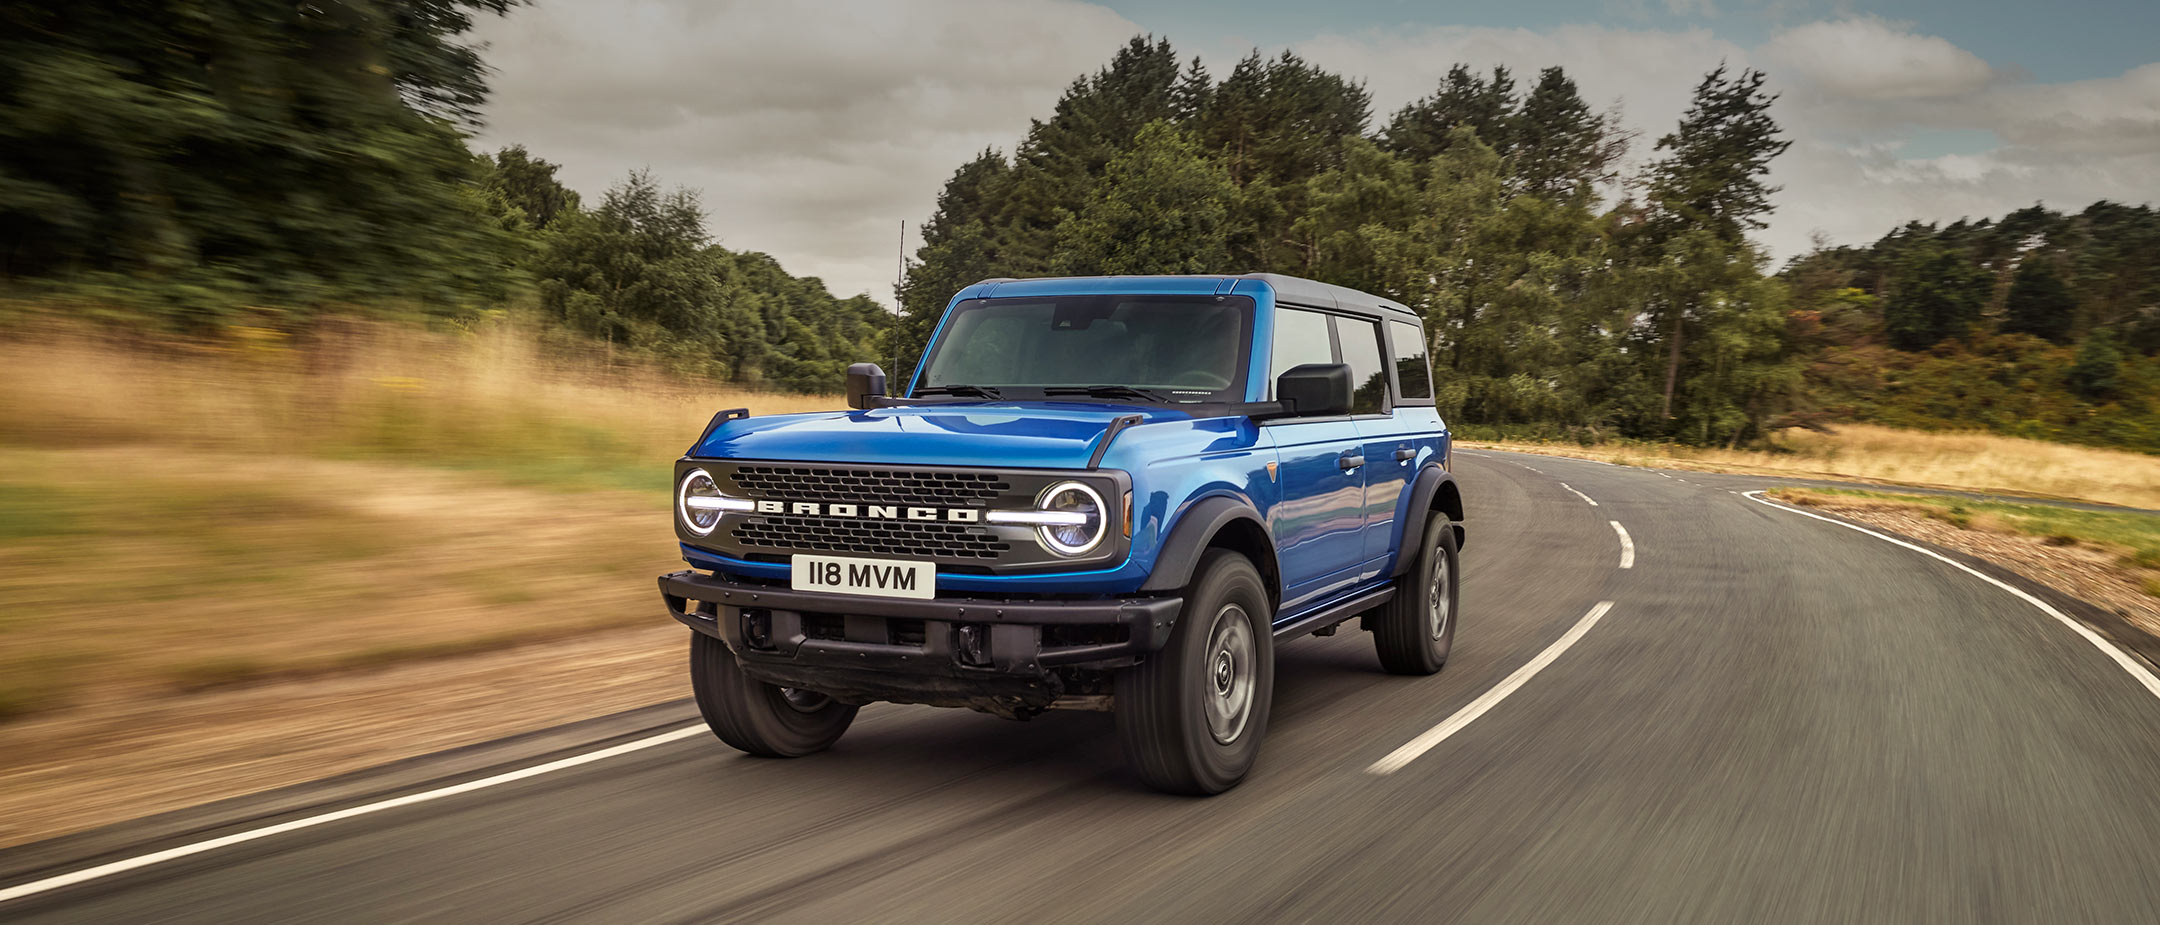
0,324,838,720
1466,423,2160,510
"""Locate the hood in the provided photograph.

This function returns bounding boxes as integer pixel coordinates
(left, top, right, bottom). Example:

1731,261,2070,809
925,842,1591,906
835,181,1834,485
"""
690,401,1194,469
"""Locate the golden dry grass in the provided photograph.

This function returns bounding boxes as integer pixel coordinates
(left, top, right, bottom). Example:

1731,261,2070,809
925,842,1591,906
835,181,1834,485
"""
1465,423,2160,510
0,323,841,718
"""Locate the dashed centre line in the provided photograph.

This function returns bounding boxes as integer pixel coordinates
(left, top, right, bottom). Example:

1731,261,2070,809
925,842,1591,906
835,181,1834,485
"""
1610,521,1635,569
1558,483,1599,507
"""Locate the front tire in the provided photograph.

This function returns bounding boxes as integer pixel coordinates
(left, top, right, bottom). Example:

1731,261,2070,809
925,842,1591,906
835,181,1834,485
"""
1372,514,1459,675
690,631,857,757
1115,550,1275,795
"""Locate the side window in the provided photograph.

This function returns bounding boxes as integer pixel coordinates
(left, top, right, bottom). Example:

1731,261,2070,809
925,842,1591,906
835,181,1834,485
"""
1334,317,1389,414
1389,319,1433,400
1270,307,1335,382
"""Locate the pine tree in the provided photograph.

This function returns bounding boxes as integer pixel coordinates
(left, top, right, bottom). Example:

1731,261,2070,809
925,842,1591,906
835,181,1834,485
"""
1508,67,1620,200
1637,65,1792,425
1380,65,1517,163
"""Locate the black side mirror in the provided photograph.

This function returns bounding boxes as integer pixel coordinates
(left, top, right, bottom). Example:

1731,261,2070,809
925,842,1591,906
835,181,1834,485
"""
845,362,888,410
1275,363,1352,417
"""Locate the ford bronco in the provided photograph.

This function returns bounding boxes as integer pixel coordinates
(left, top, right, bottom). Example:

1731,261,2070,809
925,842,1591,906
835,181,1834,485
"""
659,274,1463,794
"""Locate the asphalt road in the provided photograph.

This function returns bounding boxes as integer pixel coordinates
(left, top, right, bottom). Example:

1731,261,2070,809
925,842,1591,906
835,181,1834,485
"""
9,450,2160,923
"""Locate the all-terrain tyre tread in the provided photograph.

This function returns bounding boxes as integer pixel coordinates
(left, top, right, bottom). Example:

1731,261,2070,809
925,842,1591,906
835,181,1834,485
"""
1116,549,1273,795
1373,515,1459,676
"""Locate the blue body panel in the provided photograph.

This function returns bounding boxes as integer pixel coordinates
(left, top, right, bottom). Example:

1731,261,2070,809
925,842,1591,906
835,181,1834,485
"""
683,275,1451,626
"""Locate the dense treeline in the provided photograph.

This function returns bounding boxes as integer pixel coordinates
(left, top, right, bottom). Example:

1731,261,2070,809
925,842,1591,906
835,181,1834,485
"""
900,39,1800,446
0,0,884,391
1782,203,2160,449
3,9,2154,442
900,37,2158,451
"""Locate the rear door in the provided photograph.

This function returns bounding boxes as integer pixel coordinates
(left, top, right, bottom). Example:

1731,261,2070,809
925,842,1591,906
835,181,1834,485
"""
1264,306,1369,615
1336,315,1411,578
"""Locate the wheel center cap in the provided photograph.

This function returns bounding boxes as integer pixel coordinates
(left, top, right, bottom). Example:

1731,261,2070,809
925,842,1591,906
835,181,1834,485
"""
1214,653,1233,694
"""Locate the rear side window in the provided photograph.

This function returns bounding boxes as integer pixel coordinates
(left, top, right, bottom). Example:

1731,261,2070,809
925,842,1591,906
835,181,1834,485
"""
1270,307,1335,380
1390,320,1432,400
1334,317,1388,414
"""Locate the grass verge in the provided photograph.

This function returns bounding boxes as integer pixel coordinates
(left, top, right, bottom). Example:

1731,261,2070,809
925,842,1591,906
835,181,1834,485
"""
1770,487,2160,638
0,321,840,720
1465,423,2160,510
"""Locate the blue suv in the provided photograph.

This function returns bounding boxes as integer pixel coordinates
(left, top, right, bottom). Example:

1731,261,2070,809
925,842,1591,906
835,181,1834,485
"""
659,274,1464,793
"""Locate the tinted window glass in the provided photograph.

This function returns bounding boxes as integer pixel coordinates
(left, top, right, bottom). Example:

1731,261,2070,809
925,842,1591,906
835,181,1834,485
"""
1270,307,1335,382
919,296,1251,403
1389,319,1432,400
1335,317,1388,414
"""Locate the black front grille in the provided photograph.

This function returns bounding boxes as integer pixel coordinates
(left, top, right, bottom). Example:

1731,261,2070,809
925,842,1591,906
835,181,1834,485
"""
731,465,1010,507
734,515,1010,559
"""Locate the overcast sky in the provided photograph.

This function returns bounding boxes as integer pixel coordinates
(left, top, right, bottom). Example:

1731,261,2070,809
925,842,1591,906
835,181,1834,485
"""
469,0,2160,305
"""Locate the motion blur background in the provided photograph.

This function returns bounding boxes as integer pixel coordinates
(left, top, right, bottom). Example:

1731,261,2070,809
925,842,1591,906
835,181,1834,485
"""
2,0,2157,846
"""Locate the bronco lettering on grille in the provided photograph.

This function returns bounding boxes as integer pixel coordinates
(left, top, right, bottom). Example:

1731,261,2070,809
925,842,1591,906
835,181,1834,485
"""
750,500,980,523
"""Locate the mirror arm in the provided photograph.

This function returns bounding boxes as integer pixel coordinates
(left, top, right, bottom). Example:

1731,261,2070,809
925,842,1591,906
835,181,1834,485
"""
1228,401,1289,419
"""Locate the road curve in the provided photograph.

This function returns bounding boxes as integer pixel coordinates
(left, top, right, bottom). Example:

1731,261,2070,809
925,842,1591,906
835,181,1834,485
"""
7,451,2160,923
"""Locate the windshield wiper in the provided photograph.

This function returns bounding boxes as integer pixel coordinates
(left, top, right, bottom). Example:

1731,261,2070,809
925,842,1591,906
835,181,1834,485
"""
914,384,1003,399
1041,385,1175,402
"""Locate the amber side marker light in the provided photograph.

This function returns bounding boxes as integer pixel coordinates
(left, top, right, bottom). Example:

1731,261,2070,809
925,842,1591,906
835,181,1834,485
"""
1122,491,1133,537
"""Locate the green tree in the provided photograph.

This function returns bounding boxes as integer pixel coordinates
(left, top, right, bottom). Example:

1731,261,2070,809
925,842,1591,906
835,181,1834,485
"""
1509,67,1623,200
2001,256,2076,344
1381,65,1517,162
534,171,723,358
0,0,519,321
1884,239,1989,350
1052,122,1235,276
479,144,580,233
1637,65,1792,425
2068,328,2124,398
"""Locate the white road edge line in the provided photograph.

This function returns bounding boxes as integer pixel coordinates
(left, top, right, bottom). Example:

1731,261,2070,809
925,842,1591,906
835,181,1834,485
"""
0,725,708,905
1610,521,1635,569
1743,490,2160,701
1558,483,1599,507
1368,601,1617,775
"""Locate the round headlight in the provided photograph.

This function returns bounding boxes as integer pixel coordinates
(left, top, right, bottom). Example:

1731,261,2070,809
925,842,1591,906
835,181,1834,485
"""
1036,481,1106,555
678,468,722,536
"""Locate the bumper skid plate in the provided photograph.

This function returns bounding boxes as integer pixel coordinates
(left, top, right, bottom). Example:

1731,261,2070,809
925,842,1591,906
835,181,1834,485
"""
659,570,1181,715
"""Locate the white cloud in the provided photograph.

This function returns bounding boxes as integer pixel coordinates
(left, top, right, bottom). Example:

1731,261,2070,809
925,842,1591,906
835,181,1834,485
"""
469,0,1140,302
1760,18,1993,100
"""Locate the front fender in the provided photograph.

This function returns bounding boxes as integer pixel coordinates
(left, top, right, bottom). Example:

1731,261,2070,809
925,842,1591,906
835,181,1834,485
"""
1137,495,1276,599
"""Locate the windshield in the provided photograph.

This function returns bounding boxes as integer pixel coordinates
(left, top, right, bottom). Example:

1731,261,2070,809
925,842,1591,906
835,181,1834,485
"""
915,295,1252,403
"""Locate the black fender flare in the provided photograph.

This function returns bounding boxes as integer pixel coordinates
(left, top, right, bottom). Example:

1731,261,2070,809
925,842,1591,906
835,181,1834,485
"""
1137,495,1279,605
1393,466,1466,578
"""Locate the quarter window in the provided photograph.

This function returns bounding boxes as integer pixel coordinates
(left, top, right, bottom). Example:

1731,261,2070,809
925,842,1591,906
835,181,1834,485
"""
1334,317,1388,414
1389,319,1433,400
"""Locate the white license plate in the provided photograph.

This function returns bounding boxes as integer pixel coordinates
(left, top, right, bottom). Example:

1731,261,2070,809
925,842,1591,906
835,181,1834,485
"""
790,554,936,600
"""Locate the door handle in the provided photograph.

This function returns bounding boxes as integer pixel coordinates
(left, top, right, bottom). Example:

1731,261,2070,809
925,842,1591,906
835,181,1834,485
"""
1394,448,1415,462
1338,454,1365,470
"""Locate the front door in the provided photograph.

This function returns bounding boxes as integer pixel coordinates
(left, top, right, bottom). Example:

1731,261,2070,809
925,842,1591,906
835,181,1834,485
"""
1264,305,1368,615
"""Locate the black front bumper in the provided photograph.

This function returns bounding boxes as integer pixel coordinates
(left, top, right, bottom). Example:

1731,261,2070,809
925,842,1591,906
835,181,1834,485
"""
658,570,1181,713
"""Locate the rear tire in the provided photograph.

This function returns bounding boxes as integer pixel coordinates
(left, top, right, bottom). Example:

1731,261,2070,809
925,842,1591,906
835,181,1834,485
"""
1373,515,1459,675
690,631,857,757
1115,550,1274,795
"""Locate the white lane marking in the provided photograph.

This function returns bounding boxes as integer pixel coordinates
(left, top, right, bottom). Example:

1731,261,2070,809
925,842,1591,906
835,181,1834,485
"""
1558,483,1599,506
0,725,708,905
1743,491,2160,702
1368,602,1616,774
1610,521,1635,569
